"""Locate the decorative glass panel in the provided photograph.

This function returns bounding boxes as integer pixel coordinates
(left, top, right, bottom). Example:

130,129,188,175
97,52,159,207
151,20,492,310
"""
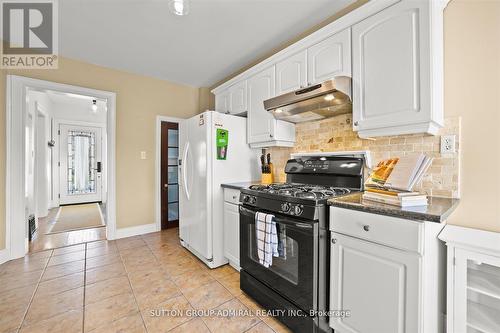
168,166,178,184
168,129,178,147
67,130,96,195
168,148,178,165
168,184,178,203
168,202,179,221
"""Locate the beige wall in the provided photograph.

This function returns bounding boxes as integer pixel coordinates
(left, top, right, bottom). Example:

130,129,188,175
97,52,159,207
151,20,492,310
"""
0,58,200,249
444,0,500,231
214,0,500,232
198,87,215,112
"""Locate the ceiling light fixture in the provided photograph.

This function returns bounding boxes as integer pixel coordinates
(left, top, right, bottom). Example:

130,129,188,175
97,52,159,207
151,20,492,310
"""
91,99,97,112
169,0,189,16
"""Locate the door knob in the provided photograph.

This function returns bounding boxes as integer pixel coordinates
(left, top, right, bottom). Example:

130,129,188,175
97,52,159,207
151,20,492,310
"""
363,225,370,232
164,184,168,189
354,121,359,126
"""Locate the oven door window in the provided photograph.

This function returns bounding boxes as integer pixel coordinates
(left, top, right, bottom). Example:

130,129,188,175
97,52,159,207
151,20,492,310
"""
249,223,299,284
240,206,317,312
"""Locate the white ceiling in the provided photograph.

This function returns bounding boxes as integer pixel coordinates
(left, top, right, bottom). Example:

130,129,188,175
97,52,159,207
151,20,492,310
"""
59,0,357,87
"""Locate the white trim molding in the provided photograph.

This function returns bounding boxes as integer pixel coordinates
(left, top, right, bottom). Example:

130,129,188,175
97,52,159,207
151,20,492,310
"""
155,115,185,232
438,224,500,256
115,223,157,239
5,75,117,260
0,248,9,266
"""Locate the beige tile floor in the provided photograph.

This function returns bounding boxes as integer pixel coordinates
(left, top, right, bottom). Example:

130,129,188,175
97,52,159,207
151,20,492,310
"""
0,228,292,333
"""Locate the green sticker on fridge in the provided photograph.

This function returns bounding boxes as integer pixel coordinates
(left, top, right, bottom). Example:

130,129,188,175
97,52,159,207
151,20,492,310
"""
216,129,228,160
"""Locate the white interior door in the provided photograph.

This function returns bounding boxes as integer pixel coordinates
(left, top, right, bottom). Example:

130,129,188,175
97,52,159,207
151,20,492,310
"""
59,124,103,205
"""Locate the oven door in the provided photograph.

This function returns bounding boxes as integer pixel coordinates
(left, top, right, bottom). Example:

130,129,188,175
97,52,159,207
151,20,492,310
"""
239,205,318,312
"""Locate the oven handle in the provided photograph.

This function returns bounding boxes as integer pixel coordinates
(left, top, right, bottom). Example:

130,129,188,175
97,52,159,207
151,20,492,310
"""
239,206,313,229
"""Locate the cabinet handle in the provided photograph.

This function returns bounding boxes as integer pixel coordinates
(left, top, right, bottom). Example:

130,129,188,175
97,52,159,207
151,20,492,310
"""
354,121,359,126
232,195,237,200
331,238,337,244
270,134,274,138
363,225,370,232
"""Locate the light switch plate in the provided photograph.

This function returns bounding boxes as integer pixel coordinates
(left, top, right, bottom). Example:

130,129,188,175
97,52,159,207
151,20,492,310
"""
440,135,456,154
140,151,147,160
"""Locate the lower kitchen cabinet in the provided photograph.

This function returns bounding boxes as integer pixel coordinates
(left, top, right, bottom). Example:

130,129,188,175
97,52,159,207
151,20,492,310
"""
223,188,241,270
330,232,420,333
329,207,446,333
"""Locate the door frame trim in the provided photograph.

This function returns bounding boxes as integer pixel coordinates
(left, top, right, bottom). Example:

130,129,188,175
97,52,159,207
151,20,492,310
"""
54,119,106,207
155,115,185,232
5,75,117,259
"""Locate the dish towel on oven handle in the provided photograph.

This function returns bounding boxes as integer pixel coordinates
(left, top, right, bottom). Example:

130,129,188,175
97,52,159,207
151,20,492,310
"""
255,212,279,268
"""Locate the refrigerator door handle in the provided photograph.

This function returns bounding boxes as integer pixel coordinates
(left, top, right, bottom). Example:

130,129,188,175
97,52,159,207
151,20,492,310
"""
182,142,190,200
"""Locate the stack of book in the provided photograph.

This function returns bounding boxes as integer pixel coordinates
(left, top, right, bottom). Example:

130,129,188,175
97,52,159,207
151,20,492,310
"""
363,153,433,207
362,188,428,207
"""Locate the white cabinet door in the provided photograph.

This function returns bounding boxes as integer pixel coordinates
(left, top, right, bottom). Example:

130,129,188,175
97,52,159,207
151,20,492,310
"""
276,50,307,95
229,81,247,114
330,232,420,333
307,28,351,86
352,1,432,136
215,90,230,113
247,66,276,144
223,202,240,269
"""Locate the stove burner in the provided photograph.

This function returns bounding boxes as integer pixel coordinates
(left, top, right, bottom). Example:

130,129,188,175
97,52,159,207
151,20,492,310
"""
249,183,352,200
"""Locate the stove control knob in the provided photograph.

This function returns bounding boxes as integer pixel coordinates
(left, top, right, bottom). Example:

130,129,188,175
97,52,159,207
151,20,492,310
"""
243,195,252,204
249,196,257,204
294,205,303,216
281,203,291,213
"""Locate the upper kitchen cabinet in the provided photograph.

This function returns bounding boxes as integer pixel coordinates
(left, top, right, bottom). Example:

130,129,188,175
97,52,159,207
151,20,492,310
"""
215,90,230,113
275,50,308,95
247,66,295,147
229,81,247,115
352,0,446,138
307,28,351,86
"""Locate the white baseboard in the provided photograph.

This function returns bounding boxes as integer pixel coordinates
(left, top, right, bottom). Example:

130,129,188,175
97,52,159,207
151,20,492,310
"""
0,248,10,266
115,223,157,239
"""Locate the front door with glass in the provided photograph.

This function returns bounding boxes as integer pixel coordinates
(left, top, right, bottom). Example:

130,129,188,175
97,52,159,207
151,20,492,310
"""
59,124,103,205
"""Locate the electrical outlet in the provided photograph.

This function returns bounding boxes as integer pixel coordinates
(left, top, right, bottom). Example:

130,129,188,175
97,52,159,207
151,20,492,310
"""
440,135,456,154
140,151,147,160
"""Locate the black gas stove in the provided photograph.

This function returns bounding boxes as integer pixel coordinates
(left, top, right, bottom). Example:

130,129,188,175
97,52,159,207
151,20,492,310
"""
239,155,365,333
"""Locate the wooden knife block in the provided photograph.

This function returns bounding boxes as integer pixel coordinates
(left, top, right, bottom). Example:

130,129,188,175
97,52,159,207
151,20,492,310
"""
261,163,274,184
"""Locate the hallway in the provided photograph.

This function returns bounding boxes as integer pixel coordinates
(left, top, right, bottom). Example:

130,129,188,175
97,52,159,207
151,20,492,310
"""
0,228,290,333
29,207,106,253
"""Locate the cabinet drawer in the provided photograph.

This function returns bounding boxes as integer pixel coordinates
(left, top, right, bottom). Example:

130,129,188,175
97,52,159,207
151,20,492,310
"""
330,207,423,253
224,188,241,205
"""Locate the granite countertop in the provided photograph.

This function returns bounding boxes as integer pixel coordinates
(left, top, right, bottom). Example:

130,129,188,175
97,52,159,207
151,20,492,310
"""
221,181,263,190
328,192,459,223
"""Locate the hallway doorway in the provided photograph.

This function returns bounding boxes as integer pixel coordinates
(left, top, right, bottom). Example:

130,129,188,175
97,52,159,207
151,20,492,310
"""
5,75,117,259
27,89,108,253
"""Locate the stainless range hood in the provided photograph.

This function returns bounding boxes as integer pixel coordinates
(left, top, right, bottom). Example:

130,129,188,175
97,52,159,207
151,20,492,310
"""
264,77,352,123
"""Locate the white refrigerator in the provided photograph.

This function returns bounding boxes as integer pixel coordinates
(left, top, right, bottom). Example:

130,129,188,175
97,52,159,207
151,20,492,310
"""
178,111,260,268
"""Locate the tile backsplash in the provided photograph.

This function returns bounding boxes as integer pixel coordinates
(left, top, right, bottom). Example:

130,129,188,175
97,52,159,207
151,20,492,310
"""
268,114,461,198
